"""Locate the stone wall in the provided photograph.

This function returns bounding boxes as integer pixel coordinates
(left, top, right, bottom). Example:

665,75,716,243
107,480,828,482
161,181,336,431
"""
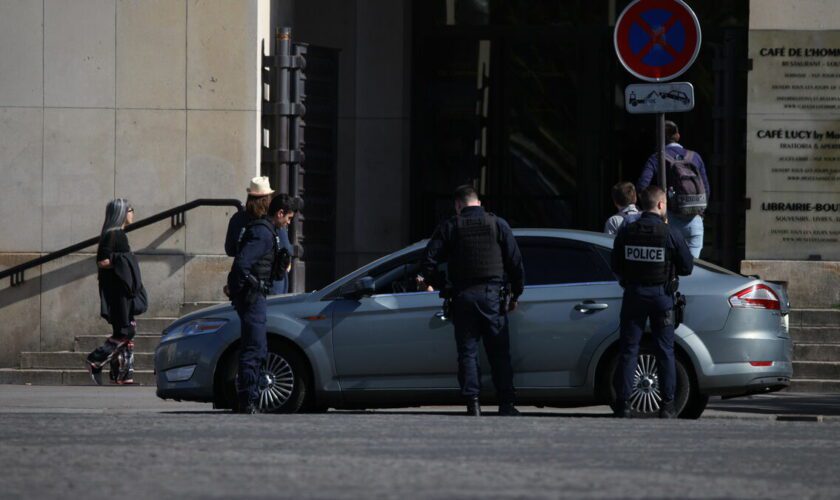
0,0,272,367
741,0,840,309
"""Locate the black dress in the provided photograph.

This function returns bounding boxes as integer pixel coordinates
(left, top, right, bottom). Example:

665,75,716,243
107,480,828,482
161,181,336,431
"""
97,230,135,338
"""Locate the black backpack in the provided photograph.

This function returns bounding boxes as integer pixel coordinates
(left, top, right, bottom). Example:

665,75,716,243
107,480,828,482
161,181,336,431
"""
665,150,707,216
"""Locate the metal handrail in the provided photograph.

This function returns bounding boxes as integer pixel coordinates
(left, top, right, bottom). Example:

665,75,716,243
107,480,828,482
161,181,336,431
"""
0,198,243,287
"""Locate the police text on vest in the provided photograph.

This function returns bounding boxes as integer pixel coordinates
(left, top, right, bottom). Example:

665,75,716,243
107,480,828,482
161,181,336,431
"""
625,245,665,262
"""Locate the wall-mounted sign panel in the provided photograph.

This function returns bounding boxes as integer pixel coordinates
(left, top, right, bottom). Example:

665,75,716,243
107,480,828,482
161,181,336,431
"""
746,30,840,260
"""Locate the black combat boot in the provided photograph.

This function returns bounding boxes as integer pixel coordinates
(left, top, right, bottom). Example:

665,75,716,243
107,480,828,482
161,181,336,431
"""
659,400,677,419
614,401,632,419
466,397,481,417
235,399,260,414
498,402,520,416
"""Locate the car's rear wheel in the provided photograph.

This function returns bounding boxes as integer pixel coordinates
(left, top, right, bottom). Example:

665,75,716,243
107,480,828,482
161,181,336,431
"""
221,342,309,413
679,391,709,419
608,347,695,418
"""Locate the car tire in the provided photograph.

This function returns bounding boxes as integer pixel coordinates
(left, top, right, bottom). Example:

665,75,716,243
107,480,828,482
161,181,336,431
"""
607,346,692,418
221,341,309,414
679,392,709,420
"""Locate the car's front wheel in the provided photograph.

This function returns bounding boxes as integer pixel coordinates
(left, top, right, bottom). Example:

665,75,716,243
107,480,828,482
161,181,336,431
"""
221,342,309,413
608,348,705,418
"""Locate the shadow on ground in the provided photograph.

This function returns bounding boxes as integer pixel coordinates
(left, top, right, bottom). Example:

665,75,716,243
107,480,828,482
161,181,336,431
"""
708,393,840,416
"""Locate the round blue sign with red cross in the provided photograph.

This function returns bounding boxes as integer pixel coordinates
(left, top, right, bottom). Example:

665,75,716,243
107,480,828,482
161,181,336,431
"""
614,0,701,82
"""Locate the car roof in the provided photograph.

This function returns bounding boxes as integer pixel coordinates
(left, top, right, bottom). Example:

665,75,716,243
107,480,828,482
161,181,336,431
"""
407,228,615,253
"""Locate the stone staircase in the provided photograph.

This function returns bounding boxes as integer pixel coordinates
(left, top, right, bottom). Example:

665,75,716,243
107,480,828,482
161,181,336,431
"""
0,302,222,386
789,309,840,393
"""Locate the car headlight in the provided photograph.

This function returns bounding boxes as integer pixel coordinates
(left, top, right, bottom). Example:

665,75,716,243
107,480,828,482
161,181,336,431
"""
163,319,228,342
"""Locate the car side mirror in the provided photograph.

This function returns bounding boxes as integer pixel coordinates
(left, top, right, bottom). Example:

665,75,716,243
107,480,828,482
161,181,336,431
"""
338,276,375,300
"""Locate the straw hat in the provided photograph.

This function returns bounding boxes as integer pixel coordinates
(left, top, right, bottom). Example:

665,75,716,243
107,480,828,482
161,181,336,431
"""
246,176,274,196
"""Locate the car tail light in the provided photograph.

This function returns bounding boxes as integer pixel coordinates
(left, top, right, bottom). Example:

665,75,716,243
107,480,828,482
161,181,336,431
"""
749,361,773,367
729,284,781,310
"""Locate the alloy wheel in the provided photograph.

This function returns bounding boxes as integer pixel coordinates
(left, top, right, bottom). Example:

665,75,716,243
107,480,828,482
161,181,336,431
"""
257,352,295,412
629,354,662,413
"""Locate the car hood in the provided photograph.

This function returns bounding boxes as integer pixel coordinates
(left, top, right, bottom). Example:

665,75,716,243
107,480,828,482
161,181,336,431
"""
165,293,312,332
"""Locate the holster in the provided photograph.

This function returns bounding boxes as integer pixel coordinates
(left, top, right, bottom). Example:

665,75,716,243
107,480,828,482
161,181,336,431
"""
674,292,686,328
439,286,454,319
664,277,679,295
442,297,452,319
499,285,511,313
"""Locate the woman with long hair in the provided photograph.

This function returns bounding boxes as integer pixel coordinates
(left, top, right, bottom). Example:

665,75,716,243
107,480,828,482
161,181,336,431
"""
86,198,146,385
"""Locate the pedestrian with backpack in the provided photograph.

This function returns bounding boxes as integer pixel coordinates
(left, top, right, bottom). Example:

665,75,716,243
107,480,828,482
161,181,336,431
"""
637,121,709,258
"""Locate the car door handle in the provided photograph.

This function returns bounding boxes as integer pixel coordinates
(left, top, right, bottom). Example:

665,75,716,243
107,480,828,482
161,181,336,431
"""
574,301,609,313
434,311,449,321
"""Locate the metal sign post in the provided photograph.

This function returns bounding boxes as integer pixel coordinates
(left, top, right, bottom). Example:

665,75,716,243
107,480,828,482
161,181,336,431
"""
658,113,667,192
614,0,701,194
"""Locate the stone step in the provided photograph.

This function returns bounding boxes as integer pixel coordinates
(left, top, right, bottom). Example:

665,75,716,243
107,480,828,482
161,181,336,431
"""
74,335,161,353
180,301,225,316
791,327,840,344
793,361,840,380
790,309,840,328
91,317,178,335
0,368,155,386
20,351,155,370
135,317,178,334
787,379,840,393
794,344,840,362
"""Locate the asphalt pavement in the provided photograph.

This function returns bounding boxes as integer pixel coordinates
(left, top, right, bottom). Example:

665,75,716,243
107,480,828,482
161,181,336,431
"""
1,386,839,499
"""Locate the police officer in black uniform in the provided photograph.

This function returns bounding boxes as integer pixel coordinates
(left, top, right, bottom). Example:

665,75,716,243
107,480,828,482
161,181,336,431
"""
418,185,525,417
611,185,693,418
227,194,298,413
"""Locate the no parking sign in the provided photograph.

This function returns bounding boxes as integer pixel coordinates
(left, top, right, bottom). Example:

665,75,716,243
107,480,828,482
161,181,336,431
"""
614,0,701,82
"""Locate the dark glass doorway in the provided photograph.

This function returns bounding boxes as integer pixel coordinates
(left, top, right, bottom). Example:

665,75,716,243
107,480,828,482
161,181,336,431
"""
410,1,749,271
410,19,616,240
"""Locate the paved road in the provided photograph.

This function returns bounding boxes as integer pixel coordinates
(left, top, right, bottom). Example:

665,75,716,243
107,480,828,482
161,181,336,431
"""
1,387,839,499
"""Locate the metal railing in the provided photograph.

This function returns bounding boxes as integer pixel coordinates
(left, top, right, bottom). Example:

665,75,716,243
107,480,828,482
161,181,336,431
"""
0,198,242,287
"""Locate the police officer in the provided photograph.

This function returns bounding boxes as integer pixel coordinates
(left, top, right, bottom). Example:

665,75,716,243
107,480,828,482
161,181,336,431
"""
224,176,274,258
271,196,303,294
611,185,693,419
225,176,300,295
418,185,525,417
227,194,298,413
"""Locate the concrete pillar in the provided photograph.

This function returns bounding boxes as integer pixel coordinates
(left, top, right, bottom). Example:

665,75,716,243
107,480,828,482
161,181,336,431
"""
295,0,412,277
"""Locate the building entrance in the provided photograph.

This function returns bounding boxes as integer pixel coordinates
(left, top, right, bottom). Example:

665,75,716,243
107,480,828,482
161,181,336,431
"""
411,24,614,238
410,1,749,270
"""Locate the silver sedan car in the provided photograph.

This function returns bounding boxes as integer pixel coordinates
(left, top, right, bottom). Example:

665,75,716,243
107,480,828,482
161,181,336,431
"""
155,229,792,418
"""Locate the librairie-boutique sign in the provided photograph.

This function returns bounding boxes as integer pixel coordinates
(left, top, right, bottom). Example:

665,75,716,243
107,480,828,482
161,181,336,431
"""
746,30,840,260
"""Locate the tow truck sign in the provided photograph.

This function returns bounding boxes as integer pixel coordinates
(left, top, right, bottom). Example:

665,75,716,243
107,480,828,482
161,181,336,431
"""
624,82,694,114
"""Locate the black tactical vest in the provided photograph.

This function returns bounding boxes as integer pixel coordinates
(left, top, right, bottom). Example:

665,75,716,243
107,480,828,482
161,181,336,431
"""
620,220,670,285
239,218,279,282
450,214,504,286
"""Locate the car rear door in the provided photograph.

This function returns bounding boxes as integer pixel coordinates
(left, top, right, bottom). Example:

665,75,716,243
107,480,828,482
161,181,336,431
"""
511,237,622,388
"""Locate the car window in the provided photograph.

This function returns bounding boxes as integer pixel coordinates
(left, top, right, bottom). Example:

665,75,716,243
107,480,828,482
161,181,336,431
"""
367,251,447,295
517,237,615,285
